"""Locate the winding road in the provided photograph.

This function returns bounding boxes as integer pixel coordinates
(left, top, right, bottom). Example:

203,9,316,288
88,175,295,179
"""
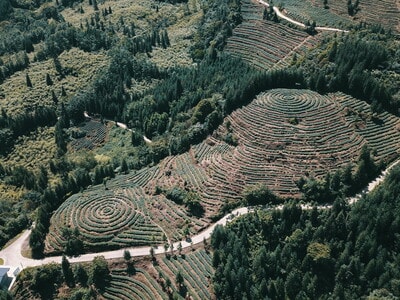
258,0,349,33
0,207,249,290
1,157,399,290
83,112,152,143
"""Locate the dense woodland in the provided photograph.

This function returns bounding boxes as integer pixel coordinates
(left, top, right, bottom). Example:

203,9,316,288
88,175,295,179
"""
212,164,400,299
302,28,399,113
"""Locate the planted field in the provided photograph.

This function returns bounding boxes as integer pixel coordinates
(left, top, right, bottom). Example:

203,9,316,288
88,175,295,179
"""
45,190,165,254
196,89,400,198
70,120,107,151
225,20,324,70
102,250,213,300
46,149,219,254
104,269,168,300
277,0,354,28
156,249,214,300
46,89,400,253
309,0,400,32
241,0,264,21
335,93,400,162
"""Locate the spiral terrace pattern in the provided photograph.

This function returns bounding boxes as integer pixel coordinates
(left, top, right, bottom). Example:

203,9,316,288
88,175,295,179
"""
44,89,400,255
255,89,324,113
76,195,136,234
45,190,163,253
202,89,370,197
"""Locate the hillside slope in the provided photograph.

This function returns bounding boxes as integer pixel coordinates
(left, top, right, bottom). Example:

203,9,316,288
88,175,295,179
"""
44,88,400,254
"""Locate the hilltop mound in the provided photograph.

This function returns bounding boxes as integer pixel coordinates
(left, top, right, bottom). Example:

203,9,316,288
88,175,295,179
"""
204,89,400,197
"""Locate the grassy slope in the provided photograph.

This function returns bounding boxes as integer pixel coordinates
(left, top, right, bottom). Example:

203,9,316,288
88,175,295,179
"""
1,48,109,115
0,0,198,198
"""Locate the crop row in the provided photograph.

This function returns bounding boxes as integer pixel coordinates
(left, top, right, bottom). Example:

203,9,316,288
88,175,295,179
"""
336,93,400,162
240,0,263,21
282,0,353,28
47,88,400,254
107,165,160,189
70,120,107,151
310,0,399,32
193,89,400,198
192,138,234,162
174,153,208,190
225,19,310,70
45,190,164,253
104,273,163,300
159,251,212,300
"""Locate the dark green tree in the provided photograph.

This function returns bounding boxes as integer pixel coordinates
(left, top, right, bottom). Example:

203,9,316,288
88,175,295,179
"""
36,166,48,190
123,249,131,261
242,183,279,205
120,158,129,174
46,73,53,86
26,73,32,87
32,264,62,299
74,264,88,287
89,256,110,290
176,271,184,287
62,255,75,287
52,90,58,105
0,0,13,21
127,260,135,275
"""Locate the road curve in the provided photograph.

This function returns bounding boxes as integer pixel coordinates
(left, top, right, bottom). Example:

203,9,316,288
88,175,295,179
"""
258,0,349,33
83,111,152,143
0,207,249,284
1,156,399,279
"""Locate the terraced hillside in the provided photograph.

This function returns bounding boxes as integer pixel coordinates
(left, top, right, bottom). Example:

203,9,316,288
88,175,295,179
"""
259,0,399,33
45,89,400,254
224,0,339,70
225,20,321,70
45,155,220,254
309,0,400,32
276,0,354,28
204,89,400,197
240,0,264,20
102,249,213,300
155,249,214,300
226,0,398,72
104,268,169,300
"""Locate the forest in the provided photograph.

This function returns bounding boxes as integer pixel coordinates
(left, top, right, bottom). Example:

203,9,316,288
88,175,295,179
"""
211,164,400,299
0,0,399,298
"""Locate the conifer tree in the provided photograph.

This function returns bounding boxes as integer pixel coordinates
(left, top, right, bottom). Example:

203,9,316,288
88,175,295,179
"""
51,90,58,105
62,255,75,287
46,73,53,86
26,73,32,87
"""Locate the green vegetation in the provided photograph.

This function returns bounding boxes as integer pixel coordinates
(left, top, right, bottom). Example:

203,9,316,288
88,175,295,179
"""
242,183,280,206
190,0,241,60
13,249,213,300
225,17,323,70
212,165,400,299
302,30,399,114
12,256,108,299
2,0,400,298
